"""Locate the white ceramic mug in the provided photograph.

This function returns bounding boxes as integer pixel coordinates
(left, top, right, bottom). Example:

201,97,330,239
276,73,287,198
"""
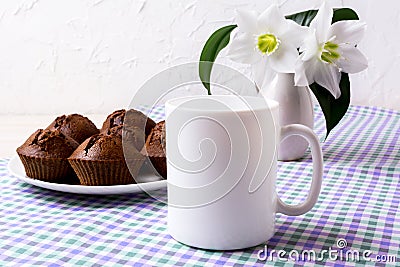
165,95,323,250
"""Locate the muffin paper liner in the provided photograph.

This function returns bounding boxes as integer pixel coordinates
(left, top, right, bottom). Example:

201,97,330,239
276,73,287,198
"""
68,158,145,186
18,154,71,182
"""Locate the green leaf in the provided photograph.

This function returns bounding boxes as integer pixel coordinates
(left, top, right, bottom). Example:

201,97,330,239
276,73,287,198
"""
332,8,359,23
286,8,359,26
309,73,350,139
199,25,237,95
286,10,318,26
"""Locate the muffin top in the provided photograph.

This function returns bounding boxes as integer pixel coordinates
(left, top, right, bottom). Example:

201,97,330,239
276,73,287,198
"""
69,133,123,160
105,125,146,151
101,109,125,131
17,129,79,158
46,114,99,144
100,109,156,137
142,121,165,157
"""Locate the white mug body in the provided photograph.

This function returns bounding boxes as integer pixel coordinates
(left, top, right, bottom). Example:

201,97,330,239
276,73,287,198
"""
166,95,280,250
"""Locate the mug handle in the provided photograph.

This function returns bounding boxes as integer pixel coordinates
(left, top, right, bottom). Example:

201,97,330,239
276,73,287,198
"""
276,124,323,216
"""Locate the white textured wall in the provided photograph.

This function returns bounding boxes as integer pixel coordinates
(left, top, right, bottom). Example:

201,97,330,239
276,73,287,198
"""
0,0,398,114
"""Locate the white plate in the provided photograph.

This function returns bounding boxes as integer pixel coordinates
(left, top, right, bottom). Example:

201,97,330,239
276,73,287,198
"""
8,155,167,195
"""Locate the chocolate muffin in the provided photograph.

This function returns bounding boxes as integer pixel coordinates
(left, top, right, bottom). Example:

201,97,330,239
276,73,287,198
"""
46,114,99,144
100,109,156,137
141,121,166,179
17,129,79,182
68,132,145,186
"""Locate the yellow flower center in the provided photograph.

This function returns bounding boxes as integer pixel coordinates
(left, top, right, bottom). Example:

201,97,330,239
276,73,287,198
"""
257,33,279,55
320,42,340,64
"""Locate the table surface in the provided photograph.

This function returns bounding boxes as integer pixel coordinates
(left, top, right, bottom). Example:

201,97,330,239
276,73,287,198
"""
1,105,399,266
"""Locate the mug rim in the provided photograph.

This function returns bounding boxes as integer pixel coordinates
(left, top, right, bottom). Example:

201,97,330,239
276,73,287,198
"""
165,95,278,113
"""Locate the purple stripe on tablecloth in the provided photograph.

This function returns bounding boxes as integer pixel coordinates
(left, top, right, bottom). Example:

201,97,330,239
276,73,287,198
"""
378,123,400,166
354,113,392,166
379,178,400,253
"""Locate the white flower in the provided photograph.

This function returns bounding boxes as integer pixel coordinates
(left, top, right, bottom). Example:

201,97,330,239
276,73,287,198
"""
227,5,309,88
294,2,368,99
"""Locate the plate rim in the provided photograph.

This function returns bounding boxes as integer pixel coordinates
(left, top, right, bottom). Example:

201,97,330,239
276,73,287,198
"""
7,155,167,195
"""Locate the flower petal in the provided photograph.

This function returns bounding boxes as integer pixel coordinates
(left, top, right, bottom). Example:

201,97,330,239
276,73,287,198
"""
235,9,259,34
269,44,298,73
257,5,286,34
314,63,342,99
299,29,320,61
295,58,317,87
252,59,276,89
310,2,333,43
337,45,368,73
280,20,311,48
227,33,259,64
329,20,366,45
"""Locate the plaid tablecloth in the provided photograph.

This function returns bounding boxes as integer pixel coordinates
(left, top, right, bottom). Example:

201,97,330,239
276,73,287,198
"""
1,105,399,266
